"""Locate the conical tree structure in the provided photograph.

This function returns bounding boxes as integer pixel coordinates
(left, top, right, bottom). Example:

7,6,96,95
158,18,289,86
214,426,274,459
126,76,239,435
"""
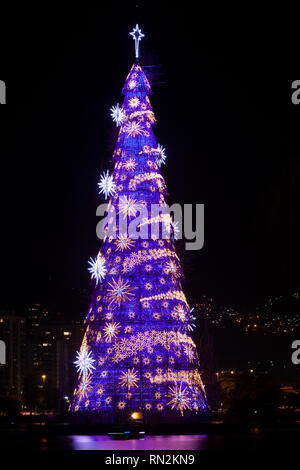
70,62,207,422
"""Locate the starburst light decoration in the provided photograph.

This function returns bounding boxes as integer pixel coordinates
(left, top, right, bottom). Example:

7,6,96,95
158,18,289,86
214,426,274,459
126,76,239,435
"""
114,234,136,252
103,321,121,342
167,383,192,416
88,253,107,284
98,170,116,200
187,307,197,331
119,368,140,390
77,374,93,401
107,277,136,307
156,144,167,166
118,195,143,218
123,121,144,137
74,343,96,376
172,220,180,239
110,103,125,126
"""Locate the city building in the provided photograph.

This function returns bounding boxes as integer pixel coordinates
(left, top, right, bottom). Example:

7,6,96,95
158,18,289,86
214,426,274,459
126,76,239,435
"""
26,303,83,410
0,309,26,399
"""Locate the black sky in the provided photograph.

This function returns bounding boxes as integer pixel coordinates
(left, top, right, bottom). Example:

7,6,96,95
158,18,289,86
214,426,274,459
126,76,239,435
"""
1,5,300,313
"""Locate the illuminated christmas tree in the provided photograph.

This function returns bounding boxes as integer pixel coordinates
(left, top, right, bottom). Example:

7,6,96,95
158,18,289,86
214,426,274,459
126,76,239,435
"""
70,25,207,423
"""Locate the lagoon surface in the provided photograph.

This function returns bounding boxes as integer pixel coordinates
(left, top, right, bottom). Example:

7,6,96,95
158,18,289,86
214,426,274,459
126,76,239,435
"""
1,428,300,450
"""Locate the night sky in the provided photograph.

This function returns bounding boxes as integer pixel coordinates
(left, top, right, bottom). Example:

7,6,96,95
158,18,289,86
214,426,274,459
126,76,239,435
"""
1,6,300,314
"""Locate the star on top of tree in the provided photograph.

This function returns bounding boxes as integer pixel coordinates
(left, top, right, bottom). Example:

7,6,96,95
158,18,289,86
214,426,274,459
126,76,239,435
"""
129,24,145,59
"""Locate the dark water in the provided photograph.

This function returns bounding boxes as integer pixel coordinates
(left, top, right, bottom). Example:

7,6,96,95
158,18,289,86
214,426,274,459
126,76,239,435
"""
1,428,300,450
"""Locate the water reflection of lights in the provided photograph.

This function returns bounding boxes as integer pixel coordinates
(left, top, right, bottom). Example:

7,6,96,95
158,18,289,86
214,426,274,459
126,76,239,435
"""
69,435,209,450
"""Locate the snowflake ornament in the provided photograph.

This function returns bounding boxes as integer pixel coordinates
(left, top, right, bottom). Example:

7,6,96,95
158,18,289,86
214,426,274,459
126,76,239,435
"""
171,220,180,240
74,344,96,376
187,307,197,331
110,103,125,126
157,144,167,166
88,253,107,284
98,170,116,200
